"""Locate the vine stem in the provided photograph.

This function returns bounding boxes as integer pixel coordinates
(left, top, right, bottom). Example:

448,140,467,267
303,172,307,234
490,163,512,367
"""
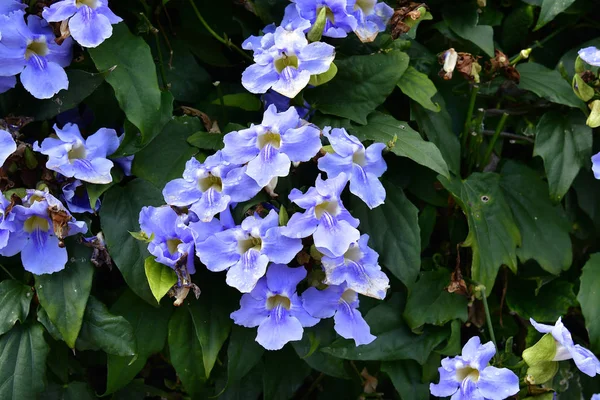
0,263,16,281
482,112,509,168
480,286,498,361
461,85,480,150
187,0,253,62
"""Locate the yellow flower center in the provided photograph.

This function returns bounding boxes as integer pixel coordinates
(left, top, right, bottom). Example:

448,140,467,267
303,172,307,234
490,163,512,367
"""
456,367,480,383
25,39,49,60
257,132,282,150
274,54,299,73
198,175,223,192
24,216,50,233
75,0,99,8
315,200,339,218
238,236,262,254
266,294,291,310
167,239,182,255
68,142,87,161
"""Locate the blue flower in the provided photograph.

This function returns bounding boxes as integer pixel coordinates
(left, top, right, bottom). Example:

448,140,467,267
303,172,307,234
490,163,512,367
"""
230,264,319,350
62,179,100,214
281,173,359,257
531,317,600,377
0,76,16,94
0,190,87,274
578,46,600,67
33,123,121,184
241,25,336,98
42,0,122,48
286,0,358,38
0,129,16,167
302,284,375,345
321,234,389,299
592,152,600,179
0,12,73,99
347,0,393,42
318,127,387,209
162,152,261,222
0,192,12,250
222,105,322,186
196,209,303,293
592,394,600,400
0,0,25,15
262,90,311,120
430,336,520,400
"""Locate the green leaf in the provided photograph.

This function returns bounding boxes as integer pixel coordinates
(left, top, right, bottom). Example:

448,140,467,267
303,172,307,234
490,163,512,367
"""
132,116,200,189
533,111,592,201
144,257,177,304
403,270,468,330
292,321,349,379
381,360,429,400
443,5,495,56
308,62,338,87
0,323,49,399
397,66,440,112
227,325,264,384
506,278,577,322
35,242,94,348
76,296,136,356
100,179,164,304
105,290,173,394
411,94,461,175
187,131,226,150
42,382,95,400
88,23,173,155
517,63,584,108
0,280,32,335
211,93,263,111
163,39,212,103
499,161,572,274
501,5,535,53
577,253,600,354
263,346,311,400
351,112,450,178
349,179,420,287
439,173,521,292
305,51,409,124
534,0,576,30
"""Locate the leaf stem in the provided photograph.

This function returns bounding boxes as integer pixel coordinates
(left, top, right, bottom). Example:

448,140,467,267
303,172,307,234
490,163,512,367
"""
480,286,498,360
482,113,509,168
0,263,16,281
187,0,253,62
461,85,480,151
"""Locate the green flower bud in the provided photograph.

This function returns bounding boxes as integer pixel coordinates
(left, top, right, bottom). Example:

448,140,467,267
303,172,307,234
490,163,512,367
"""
573,74,595,102
522,333,559,384
587,100,600,128
575,55,586,74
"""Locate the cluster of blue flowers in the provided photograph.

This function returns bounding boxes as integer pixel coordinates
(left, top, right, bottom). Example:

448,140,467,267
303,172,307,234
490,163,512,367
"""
0,0,121,99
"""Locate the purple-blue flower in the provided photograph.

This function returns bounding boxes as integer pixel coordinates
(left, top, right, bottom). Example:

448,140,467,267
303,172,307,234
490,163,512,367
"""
281,173,359,257
62,179,99,214
578,46,600,67
196,209,303,293
302,284,375,345
222,105,322,186
42,0,122,48
0,129,16,167
318,127,387,209
0,192,11,250
592,152,600,179
592,395,600,400
0,190,87,274
230,264,319,350
33,123,121,184
262,90,311,120
321,234,389,299
0,0,26,15
530,317,600,377
162,152,261,223
0,76,16,94
347,0,393,42
241,25,335,98
430,336,520,400
286,0,358,38
0,12,73,99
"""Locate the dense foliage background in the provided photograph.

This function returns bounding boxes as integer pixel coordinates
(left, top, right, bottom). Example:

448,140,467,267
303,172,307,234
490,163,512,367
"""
1,0,600,399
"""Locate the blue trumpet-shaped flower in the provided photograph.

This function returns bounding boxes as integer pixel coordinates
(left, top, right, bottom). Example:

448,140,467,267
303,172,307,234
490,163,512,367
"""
0,129,16,167
578,46,600,67
592,152,600,179
430,336,520,400
242,24,335,98
262,90,311,120
302,284,376,345
0,191,87,274
162,152,261,222
281,173,359,257
286,0,358,38
318,127,387,209
530,317,600,377
42,0,122,48
230,264,319,350
321,234,389,299
347,0,393,42
222,105,322,186
196,210,303,293
0,76,16,94
0,0,26,14
0,12,73,99
62,179,99,214
34,123,121,184
0,192,12,250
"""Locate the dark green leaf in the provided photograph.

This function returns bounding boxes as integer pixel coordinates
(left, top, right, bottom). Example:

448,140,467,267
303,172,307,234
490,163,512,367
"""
506,278,577,322
397,66,440,112
440,173,521,291
163,39,212,103
263,346,311,400
349,179,420,287
41,382,95,400
577,253,600,353
534,0,576,30
100,179,164,304
292,321,349,379
212,93,263,111
227,325,264,384
0,280,32,335
305,51,409,124
381,360,429,400
187,131,226,150
501,5,535,53
443,5,495,56
517,63,584,108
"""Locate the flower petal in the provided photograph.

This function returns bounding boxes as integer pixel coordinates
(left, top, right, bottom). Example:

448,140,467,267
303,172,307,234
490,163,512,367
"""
262,227,303,264
242,63,279,94
226,249,269,293
231,294,267,328
21,229,68,274
301,285,342,319
266,263,306,297
334,300,376,345
256,306,304,350
477,366,520,400
42,0,77,22
0,129,16,167
349,164,386,209
69,6,113,48
246,144,291,187
21,56,68,99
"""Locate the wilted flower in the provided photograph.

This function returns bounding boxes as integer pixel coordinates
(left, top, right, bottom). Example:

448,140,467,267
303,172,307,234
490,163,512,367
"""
62,180,100,214
281,173,360,257
439,48,458,80
0,129,16,167
230,264,319,350
42,0,122,48
578,46,600,67
347,0,393,43
0,76,16,94
430,336,520,400
241,25,335,98
302,284,376,345
0,12,73,99
318,127,387,209
286,0,358,38
222,105,322,186
34,123,121,184
592,152,600,179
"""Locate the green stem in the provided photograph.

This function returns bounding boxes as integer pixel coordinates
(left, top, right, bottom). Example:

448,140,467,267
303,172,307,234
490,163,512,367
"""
461,85,480,151
301,373,325,400
188,0,253,62
0,263,16,281
482,113,509,168
466,108,485,175
480,286,498,359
